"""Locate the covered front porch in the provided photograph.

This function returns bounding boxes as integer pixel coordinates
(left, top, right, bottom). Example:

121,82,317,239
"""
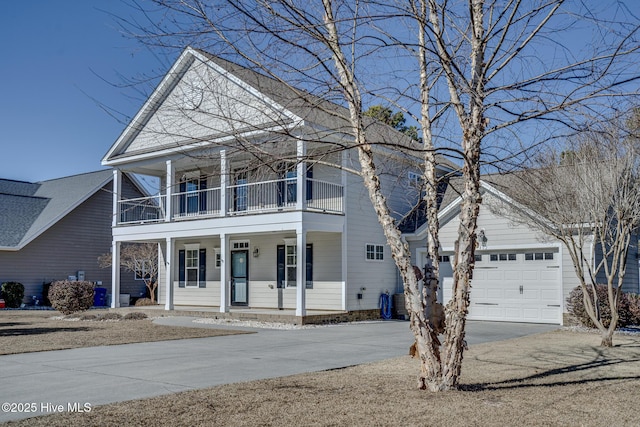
110,218,346,317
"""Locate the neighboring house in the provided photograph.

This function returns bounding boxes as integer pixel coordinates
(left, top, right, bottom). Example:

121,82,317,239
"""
0,170,145,305
102,46,454,317
405,176,640,325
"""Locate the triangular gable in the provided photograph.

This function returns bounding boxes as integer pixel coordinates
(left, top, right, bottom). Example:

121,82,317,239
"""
409,179,545,240
103,47,302,164
0,170,114,251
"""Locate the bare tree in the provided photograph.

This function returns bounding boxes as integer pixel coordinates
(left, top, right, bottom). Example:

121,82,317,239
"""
113,0,640,390
492,117,640,347
99,243,160,303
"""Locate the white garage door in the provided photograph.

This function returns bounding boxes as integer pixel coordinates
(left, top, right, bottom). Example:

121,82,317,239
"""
438,249,561,324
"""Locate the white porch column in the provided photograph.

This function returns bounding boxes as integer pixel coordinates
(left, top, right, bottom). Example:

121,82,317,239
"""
220,150,227,217
112,169,121,227
296,228,307,316
219,233,229,313
341,150,348,310
165,237,174,310
165,160,173,222
110,241,121,308
296,139,306,210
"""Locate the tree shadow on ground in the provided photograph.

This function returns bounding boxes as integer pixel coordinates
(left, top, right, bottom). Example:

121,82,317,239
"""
0,326,91,336
460,344,640,392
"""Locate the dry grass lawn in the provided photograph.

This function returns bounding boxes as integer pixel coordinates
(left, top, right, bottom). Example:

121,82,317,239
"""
2,314,639,427
0,310,251,354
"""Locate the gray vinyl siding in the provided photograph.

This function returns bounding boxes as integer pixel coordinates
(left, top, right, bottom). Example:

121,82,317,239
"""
593,233,640,295
0,176,144,305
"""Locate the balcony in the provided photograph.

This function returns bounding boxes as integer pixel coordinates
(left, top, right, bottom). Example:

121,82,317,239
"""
116,178,343,225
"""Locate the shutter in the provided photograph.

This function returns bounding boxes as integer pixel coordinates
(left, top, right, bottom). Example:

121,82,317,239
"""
179,181,186,215
306,244,313,289
178,250,185,288
277,165,285,207
277,245,285,288
199,177,207,212
199,248,207,288
306,165,313,201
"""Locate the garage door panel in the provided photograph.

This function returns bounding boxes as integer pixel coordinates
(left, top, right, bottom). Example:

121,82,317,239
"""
541,270,559,281
541,308,560,320
486,288,503,299
487,271,503,280
432,249,561,324
522,308,541,319
504,289,520,299
473,270,489,280
541,289,558,300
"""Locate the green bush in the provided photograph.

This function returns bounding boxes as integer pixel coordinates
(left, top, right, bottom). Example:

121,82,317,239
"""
566,285,632,329
1,282,25,308
48,280,95,315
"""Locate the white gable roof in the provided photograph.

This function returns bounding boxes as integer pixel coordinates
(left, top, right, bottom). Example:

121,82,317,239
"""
103,47,302,164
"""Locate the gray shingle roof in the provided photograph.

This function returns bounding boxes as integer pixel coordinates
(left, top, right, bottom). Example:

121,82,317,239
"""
0,170,112,248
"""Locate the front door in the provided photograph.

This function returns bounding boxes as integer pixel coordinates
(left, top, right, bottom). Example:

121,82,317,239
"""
231,250,249,305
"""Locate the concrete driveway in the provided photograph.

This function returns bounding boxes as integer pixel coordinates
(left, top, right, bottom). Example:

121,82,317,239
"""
0,319,556,422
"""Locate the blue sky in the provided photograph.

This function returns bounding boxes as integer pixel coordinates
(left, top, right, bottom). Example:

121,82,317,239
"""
0,1,165,182
1,1,637,183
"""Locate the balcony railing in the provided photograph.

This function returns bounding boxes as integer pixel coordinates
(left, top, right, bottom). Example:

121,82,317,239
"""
172,187,221,218
118,195,165,224
116,178,343,225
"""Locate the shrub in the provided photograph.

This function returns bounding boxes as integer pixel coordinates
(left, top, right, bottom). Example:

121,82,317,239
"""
1,282,24,308
48,280,94,315
79,314,98,321
124,312,148,320
627,293,640,326
96,312,122,321
566,285,632,329
134,297,155,307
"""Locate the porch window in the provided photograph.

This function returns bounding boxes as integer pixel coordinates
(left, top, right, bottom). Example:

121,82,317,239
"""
178,246,206,288
277,244,313,289
234,171,248,211
178,176,207,215
366,244,384,261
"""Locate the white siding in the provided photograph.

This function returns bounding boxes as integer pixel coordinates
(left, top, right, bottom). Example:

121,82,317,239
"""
344,161,398,311
124,59,293,155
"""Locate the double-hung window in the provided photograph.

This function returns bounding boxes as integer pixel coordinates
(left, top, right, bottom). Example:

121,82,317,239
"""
277,242,313,289
178,245,206,288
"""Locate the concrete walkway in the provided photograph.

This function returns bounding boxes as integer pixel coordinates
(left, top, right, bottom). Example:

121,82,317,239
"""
0,319,557,422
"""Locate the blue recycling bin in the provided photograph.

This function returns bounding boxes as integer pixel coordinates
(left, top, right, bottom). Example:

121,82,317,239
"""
93,288,107,307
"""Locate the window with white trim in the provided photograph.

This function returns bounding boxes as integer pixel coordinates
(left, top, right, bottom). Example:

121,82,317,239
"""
490,252,517,262
366,244,384,261
185,247,199,287
408,171,423,188
214,248,221,269
285,244,297,287
231,240,250,250
525,252,554,261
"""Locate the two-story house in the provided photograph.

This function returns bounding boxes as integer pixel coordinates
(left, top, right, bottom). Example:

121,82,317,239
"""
102,47,452,319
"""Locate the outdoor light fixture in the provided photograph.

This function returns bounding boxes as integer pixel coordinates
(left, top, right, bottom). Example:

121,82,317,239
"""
253,247,260,257
478,229,488,249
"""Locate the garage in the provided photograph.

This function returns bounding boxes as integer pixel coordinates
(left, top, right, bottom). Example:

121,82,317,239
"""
438,249,562,324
